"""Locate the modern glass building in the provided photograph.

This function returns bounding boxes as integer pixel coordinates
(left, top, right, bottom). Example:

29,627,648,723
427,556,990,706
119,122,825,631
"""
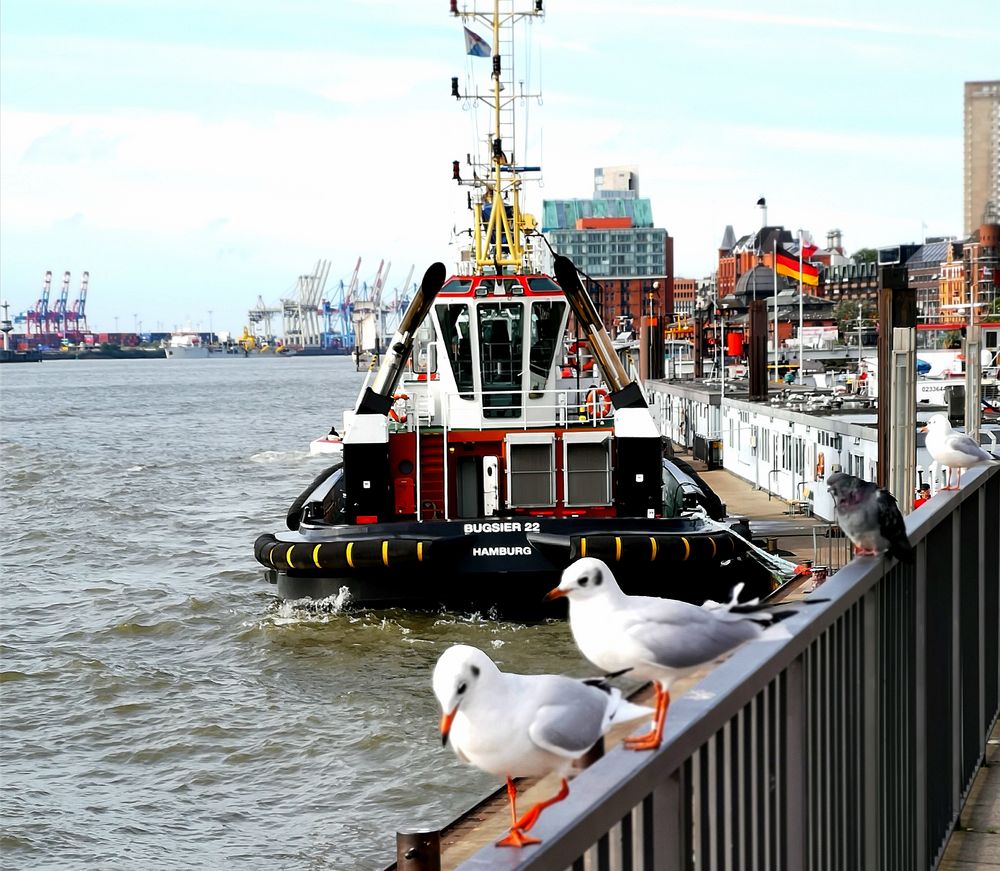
541,167,673,322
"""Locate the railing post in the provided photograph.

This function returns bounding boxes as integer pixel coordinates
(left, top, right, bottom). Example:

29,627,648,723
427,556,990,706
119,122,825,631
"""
951,507,962,815
915,539,928,870
396,829,441,871
652,763,690,871
862,587,880,867
977,485,986,747
785,657,808,870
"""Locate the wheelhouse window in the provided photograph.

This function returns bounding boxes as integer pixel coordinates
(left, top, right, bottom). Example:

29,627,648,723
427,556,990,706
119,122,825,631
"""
527,277,560,291
411,321,438,377
528,300,566,389
478,302,524,419
435,303,474,395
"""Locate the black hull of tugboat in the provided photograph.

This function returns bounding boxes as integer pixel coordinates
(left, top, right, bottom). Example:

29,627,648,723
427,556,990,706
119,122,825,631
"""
254,517,773,617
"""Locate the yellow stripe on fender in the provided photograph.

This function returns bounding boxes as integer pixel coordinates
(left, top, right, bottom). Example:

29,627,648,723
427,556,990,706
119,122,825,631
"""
382,541,389,566
312,544,322,568
614,536,622,562
580,537,587,557
285,545,295,567
649,537,657,561
417,541,423,562
346,542,355,568
680,537,690,561
708,537,717,558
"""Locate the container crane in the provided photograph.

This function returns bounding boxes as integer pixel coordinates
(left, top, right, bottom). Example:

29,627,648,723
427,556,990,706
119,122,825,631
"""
341,257,362,342
385,264,414,337
351,260,386,355
48,271,70,333
371,260,394,344
27,271,52,336
68,272,89,333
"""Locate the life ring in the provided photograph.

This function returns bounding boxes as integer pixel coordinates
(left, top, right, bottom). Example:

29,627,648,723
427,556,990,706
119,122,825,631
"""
815,451,825,479
389,392,409,423
585,387,612,419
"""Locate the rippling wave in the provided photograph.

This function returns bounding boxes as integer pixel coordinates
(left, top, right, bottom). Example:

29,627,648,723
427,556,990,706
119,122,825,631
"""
0,357,591,870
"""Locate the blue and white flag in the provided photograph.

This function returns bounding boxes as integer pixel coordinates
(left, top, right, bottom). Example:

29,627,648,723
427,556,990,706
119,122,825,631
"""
463,26,491,57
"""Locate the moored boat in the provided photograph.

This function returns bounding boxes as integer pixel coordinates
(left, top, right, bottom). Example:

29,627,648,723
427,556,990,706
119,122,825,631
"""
252,1,785,614
309,429,344,456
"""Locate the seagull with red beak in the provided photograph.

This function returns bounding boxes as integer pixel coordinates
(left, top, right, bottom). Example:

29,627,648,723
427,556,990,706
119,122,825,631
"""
547,558,799,751
432,644,650,848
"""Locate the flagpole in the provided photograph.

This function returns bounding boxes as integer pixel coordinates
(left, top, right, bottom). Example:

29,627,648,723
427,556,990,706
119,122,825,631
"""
798,229,804,384
773,237,778,383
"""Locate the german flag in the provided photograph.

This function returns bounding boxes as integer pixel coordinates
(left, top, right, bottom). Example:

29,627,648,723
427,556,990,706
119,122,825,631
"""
774,245,819,287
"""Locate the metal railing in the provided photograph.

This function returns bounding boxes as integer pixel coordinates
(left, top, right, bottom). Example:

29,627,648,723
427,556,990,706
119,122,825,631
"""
395,386,619,431
449,463,999,871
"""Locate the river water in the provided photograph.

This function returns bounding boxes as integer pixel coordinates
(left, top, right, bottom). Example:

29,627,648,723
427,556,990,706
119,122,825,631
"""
0,355,590,870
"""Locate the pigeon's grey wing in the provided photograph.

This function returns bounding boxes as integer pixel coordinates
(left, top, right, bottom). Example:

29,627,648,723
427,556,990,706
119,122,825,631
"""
625,610,759,670
528,683,607,758
947,435,993,463
876,489,914,562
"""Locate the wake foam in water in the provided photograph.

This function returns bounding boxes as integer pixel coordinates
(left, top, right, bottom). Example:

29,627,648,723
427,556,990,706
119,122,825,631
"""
253,586,354,626
249,450,314,463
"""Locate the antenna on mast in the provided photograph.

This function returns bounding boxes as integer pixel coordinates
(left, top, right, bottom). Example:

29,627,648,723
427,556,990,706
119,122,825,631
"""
450,1,544,275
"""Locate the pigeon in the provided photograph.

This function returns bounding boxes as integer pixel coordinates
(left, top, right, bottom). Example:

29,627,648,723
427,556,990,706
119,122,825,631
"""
432,644,651,848
920,413,997,490
545,558,798,752
826,471,914,561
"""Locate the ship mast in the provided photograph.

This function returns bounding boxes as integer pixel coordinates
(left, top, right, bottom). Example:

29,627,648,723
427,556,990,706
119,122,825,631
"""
452,0,544,275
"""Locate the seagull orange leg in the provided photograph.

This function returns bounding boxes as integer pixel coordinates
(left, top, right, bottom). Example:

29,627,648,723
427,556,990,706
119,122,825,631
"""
496,778,541,848
624,685,670,751
512,777,570,832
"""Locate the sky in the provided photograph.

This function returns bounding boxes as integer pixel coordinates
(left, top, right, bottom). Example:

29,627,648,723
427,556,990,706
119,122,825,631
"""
1,0,998,334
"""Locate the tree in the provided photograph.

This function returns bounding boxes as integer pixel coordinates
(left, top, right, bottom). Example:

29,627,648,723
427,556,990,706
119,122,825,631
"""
834,300,876,336
851,248,878,264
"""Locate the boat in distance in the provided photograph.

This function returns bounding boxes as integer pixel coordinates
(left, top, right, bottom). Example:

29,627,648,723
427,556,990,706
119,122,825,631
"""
251,1,778,614
163,333,211,359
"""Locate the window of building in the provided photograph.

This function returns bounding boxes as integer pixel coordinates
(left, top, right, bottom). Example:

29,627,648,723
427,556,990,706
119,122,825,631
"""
781,434,792,471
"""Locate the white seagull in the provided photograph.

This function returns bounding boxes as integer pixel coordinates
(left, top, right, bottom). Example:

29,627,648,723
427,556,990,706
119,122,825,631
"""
432,644,651,848
921,413,996,490
546,558,798,751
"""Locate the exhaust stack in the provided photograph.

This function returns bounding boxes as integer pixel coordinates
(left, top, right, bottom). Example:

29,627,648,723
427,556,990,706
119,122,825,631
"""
356,262,447,415
553,255,646,409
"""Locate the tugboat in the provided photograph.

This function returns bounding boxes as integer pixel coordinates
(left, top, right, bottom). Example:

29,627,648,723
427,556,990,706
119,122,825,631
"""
252,1,782,614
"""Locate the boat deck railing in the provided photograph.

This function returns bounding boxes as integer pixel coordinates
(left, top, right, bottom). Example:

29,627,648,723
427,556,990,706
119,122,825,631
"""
399,385,622,431
432,462,999,870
